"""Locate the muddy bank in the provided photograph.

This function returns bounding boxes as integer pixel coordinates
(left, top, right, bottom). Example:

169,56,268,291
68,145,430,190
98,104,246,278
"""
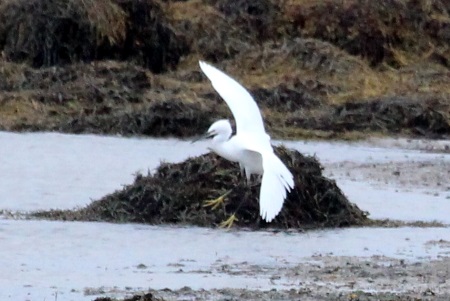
33,146,368,229
0,0,449,139
94,256,450,301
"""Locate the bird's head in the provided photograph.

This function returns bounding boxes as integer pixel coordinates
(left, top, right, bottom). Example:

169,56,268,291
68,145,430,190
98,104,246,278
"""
192,119,232,143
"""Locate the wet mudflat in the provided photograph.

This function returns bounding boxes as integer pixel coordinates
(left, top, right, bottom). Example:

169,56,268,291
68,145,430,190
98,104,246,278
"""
2,220,450,301
1,132,449,301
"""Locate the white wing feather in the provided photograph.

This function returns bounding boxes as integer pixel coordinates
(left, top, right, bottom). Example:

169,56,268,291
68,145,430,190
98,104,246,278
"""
259,152,294,222
199,61,267,137
241,136,294,222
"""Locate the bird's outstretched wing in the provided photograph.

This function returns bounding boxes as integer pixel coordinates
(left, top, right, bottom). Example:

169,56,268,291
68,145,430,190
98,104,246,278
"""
259,151,294,222
199,61,267,137
240,137,294,222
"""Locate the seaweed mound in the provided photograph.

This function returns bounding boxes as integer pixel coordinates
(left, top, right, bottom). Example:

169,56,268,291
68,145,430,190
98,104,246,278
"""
0,0,449,139
290,96,450,138
0,0,188,72
35,147,368,229
58,99,215,137
210,0,283,40
289,0,450,67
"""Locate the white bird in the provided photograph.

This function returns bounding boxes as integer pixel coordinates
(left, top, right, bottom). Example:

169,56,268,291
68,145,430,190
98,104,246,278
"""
196,61,294,224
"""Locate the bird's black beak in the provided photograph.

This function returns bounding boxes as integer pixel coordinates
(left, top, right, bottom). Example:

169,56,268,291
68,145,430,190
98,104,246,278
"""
191,131,214,144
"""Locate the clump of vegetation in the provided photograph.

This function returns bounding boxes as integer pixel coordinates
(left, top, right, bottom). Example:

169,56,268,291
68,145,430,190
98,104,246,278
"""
57,98,215,137
33,146,368,229
0,0,188,72
287,95,450,138
287,0,450,67
0,0,449,139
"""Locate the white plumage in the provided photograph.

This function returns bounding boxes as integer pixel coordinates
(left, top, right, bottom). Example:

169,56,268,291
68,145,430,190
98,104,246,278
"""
198,61,294,222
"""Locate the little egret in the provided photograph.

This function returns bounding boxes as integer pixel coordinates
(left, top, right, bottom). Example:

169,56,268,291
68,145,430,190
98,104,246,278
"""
195,61,294,226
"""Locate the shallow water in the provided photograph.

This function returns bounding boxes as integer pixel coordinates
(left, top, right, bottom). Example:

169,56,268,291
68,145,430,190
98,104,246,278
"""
0,132,205,211
1,131,449,300
2,220,450,301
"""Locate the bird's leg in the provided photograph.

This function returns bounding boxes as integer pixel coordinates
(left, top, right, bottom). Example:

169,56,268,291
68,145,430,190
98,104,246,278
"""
203,169,259,229
219,199,248,228
239,163,248,184
245,174,262,188
219,213,239,229
203,189,232,210
244,167,252,185
254,174,263,186
219,192,253,228
203,189,239,228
